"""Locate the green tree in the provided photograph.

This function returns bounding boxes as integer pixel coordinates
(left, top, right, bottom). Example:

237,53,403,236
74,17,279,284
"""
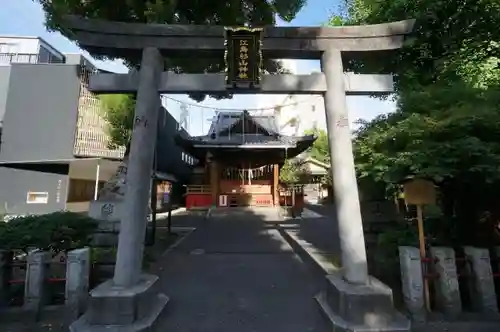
279,159,311,184
304,129,332,186
35,0,307,101
99,94,136,149
330,0,500,246
354,84,500,185
305,129,330,164
330,0,500,93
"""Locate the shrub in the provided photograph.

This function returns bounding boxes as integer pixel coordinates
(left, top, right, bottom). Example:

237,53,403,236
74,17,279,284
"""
374,206,457,272
375,220,419,271
0,211,98,253
279,159,311,184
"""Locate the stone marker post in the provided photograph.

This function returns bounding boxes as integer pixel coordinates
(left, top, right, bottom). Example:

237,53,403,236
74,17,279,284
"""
321,49,368,285
65,248,91,320
463,246,499,314
430,247,462,317
24,251,50,316
399,246,426,322
113,47,163,287
0,250,14,306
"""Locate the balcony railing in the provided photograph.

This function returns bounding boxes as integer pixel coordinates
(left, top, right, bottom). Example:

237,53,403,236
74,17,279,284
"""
0,53,38,64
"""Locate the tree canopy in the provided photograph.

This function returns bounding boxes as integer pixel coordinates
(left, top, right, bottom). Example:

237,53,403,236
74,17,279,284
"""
304,129,329,164
330,0,500,245
39,0,306,28
99,94,136,149
279,159,311,184
35,0,307,93
332,0,500,93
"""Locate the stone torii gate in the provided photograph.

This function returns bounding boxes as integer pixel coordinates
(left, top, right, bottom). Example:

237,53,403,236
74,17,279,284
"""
63,16,414,332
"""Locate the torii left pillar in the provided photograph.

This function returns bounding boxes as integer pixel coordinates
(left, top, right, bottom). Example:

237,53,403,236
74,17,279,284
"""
71,47,169,331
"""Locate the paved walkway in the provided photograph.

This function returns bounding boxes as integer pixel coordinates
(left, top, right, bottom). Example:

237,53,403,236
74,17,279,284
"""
156,205,500,332
3,206,500,331
283,203,500,332
154,207,329,332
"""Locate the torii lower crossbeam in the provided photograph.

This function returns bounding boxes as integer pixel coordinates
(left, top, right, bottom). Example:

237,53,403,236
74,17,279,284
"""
89,72,394,95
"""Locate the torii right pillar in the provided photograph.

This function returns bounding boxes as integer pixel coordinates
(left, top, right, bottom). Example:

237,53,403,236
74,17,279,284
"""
321,49,368,285
319,49,412,331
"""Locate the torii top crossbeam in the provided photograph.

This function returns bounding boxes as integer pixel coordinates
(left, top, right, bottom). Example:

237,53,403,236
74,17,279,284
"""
61,15,415,59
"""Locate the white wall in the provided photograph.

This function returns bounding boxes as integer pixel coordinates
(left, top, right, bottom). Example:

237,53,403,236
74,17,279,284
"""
65,159,120,213
65,202,91,212
0,37,40,54
67,159,118,181
306,161,328,175
276,95,326,136
256,59,326,136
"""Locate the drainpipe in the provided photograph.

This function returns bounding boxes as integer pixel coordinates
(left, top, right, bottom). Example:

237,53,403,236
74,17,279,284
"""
93,159,101,200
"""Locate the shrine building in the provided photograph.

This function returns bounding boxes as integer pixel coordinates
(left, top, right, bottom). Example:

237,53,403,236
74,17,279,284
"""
175,110,316,209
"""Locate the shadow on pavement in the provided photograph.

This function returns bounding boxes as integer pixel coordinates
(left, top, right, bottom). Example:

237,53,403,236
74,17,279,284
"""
152,206,330,332
279,203,341,260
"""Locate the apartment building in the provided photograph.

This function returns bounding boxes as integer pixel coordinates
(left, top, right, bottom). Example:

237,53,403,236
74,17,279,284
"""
0,35,65,65
0,36,193,215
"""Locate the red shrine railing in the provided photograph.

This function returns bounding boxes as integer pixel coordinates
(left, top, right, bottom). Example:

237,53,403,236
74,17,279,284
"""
185,183,305,210
185,185,212,209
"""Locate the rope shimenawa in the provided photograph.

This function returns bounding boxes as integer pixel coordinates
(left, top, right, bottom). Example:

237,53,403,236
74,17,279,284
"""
162,95,319,112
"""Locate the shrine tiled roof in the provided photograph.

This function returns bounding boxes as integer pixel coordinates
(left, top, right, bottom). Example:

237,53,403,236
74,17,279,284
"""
207,111,280,136
174,111,316,159
182,133,314,147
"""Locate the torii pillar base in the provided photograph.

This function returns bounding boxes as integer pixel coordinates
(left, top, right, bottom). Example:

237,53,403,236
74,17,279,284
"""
70,274,168,332
315,272,411,332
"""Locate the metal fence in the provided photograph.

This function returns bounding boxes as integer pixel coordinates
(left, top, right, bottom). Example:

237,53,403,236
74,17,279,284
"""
0,53,38,64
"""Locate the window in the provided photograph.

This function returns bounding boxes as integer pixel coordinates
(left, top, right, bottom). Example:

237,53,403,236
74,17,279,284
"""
38,45,64,64
38,46,51,63
26,191,49,204
49,53,64,63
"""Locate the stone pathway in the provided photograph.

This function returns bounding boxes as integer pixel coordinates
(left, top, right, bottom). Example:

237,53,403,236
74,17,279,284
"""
3,206,499,331
281,204,500,332
153,207,329,332
413,321,500,332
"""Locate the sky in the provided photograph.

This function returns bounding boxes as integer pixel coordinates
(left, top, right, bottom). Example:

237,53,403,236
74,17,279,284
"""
0,0,396,136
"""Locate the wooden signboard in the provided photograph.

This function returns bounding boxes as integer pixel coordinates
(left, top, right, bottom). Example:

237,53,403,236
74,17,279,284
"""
224,26,263,87
402,177,436,312
403,178,436,206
